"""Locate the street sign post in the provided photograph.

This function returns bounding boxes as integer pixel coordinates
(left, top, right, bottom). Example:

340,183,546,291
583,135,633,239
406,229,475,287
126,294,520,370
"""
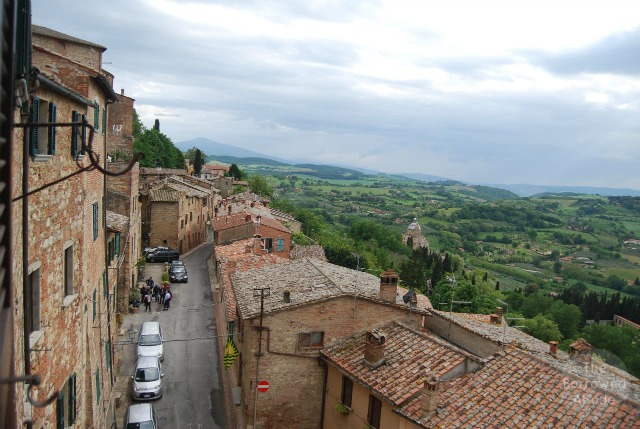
257,380,270,393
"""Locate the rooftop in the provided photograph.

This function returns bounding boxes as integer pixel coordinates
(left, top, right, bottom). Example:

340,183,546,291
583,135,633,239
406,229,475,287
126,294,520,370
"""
230,258,432,319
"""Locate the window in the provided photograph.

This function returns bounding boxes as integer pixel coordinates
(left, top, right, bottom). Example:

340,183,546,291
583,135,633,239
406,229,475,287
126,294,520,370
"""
261,238,273,252
103,271,107,298
367,395,382,429
29,97,57,156
28,268,41,333
56,373,76,429
115,233,121,255
95,369,101,403
106,339,111,372
92,202,99,240
181,219,184,229
93,289,97,321
71,111,86,156
93,101,99,129
276,238,285,252
102,108,106,135
298,331,324,349
341,376,353,407
64,245,73,296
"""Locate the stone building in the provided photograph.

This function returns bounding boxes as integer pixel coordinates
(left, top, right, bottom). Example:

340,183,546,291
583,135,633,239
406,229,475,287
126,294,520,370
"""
322,313,640,428
227,260,431,428
403,218,429,250
11,25,118,428
106,89,135,160
212,212,291,259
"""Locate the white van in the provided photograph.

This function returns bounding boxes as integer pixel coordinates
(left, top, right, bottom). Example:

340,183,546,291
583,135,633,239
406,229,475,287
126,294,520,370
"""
132,356,164,400
137,321,164,361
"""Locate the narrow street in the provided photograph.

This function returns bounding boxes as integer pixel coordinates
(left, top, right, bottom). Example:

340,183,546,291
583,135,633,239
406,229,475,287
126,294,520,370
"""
115,242,226,428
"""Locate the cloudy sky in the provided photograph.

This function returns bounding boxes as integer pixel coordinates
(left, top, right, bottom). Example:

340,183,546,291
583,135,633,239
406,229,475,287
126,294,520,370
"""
33,0,640,189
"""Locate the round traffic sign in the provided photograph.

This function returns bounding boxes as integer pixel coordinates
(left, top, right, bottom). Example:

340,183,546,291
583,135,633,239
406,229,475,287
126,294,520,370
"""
257,380,270,393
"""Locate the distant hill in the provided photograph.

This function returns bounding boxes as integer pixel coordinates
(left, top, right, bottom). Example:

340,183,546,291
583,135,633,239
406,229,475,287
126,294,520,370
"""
175,137,292,163
177,137,639,197
486,183,640,197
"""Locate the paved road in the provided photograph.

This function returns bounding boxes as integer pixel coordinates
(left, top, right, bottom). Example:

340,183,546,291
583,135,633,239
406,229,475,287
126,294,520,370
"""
117,243,226,428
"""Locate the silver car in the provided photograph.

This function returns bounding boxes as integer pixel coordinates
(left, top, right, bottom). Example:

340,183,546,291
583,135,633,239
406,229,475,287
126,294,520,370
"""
132,356,163,400
137,322,164,361
124,403,158,428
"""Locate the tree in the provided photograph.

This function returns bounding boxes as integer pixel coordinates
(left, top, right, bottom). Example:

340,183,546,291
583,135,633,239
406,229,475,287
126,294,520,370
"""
132,128,185,168
194,149,203,175
248,174,273,198
547,301,582,339
521,292,554,318
228,163,243,180
524,315,562,343
553,260,562,274
153,119,160,131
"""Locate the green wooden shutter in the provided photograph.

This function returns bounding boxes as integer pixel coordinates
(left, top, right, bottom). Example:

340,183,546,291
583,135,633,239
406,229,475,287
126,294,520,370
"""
48,102,56,155
95,370,101,403
102,108,106,135
29,97,39,155
106,340,111,371
71,111,79,156
103,271,107,298
93,289,97,321
93,102,99,129
93,202,98,240
276,238,285,251
115,233,121,255
56,391,64,429
69,373,77,425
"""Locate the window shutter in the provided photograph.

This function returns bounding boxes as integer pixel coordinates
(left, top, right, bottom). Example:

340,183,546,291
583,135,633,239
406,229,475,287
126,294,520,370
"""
71,111,79,156
56,391,64,429
48,102,56,155
94,102,99,129
106,340,111,370
93,289,97,321
103,271,107,298
29,97,39,155
95,370,101,403
276,238,285,251
69,373,77,425
115,233,121,255
102,108,106,135
93,202,98,240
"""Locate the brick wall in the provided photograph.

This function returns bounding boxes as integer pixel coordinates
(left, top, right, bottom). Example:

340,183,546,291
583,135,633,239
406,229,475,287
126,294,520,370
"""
106,92,134,158
149,202,179,250
239,296,424,428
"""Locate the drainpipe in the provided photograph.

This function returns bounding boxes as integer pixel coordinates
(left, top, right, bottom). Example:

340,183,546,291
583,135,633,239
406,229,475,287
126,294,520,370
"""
21,112,32,429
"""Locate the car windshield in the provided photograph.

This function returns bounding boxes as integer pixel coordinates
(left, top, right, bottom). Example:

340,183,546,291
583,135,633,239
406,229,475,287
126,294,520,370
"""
172,267,185,273
139,334,162,346
135,368,160,382
126,421,155,429
172,261,184,266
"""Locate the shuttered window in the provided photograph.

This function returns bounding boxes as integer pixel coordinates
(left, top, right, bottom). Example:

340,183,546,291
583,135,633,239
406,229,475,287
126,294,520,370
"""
93,102,99,129
47,102,56,154
93,202,99,240
276,238,285,251
29,96,39,155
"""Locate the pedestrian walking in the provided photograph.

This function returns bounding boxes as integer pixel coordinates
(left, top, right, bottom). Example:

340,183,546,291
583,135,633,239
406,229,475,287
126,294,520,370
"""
146,276,154,288
163,290,171,310
143,292,152,312
153,284,161,302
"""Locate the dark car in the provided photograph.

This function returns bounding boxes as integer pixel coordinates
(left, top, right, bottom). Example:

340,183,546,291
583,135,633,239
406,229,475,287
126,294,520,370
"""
146,249,179,263
169,265,188,283
169,260,184,271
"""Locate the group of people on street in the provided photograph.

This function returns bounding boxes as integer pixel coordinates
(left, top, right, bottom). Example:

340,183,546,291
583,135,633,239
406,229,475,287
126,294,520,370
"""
143,276,173,311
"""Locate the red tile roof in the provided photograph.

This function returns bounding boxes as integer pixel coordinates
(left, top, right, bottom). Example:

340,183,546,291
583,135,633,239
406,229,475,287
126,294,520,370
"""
322,321,478,406
398,348,640,428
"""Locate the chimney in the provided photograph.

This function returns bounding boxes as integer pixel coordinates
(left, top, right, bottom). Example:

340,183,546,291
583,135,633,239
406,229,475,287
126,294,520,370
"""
569,338,592,364
363,330,386,369
121,88,124,95
422,374,440,416
495,306,503,318
379,270,399,303
489,314,499,324
549,341,559,356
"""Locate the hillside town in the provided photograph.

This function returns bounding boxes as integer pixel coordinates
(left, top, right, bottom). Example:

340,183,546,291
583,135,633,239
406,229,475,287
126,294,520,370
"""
1,7,639,429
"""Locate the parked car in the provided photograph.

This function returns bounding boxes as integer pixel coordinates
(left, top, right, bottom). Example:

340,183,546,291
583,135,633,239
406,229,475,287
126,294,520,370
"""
131,356,164,401
169,259,184,270
169,265,188,283
124,403,158,429
137,322,164,361
146,249,179,263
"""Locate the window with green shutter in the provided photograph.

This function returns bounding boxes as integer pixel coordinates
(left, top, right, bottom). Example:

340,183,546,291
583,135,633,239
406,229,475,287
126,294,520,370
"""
106,340,111,371
68,373,77,425
71,110,79,156
95,370,101,403
29,96,39,155
56,391,64,429
103,271,107,298
93,202,99,240
276,238,285,251
93,289,97,321
57,373,77,428
94,102,99,129
115,233,121,255
47,102,57,154
102,108,106,135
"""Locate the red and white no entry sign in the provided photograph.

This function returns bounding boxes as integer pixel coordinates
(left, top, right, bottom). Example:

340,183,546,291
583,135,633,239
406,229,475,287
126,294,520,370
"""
257,380,270,393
